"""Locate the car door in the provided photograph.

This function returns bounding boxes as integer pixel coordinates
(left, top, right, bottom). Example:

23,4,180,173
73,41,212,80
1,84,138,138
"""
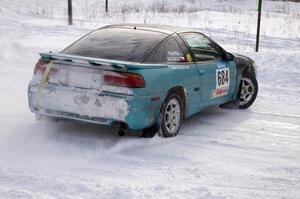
180,33,236,106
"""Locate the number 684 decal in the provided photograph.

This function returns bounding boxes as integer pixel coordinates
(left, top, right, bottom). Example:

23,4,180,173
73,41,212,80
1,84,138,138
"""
211,67,230,99
216,68,230,88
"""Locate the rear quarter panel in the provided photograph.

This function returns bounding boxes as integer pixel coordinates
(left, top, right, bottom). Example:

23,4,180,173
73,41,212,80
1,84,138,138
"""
127,63,202,119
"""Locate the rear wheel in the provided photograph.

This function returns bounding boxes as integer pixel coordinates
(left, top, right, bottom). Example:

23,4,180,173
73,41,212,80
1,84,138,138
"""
161,96,182,137
141,125,158,138
141,93,183,138
238,76,258,109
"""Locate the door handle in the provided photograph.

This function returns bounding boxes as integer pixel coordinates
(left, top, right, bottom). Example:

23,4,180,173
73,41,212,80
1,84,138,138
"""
198,70,205,76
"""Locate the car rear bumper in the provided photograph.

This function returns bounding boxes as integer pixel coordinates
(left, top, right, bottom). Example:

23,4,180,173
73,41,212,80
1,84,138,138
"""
28,81,163,130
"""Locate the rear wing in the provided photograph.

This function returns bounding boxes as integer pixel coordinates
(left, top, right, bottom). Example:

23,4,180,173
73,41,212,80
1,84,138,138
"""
40,52,168,71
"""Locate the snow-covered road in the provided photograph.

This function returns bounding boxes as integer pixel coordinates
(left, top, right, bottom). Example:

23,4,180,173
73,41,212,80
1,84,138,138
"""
0,1,299,198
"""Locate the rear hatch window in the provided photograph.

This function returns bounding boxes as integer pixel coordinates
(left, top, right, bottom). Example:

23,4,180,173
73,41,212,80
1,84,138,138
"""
63,27,166,63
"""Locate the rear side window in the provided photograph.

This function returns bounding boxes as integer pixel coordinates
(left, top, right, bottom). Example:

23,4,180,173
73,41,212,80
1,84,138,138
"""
63,28,166,62
145,37,184,63
181,33,221,62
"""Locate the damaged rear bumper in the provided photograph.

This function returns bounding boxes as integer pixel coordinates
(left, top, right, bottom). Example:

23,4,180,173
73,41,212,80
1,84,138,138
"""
28,82,162,130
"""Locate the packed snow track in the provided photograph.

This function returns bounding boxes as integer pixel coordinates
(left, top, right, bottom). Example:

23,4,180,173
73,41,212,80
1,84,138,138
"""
0,0,299,198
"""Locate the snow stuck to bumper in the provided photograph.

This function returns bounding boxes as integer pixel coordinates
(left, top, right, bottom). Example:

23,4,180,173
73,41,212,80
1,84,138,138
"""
28,61,132,123
29,83,129,122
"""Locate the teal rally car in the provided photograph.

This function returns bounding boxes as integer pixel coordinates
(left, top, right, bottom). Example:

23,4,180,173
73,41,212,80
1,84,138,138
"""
28,24,258,138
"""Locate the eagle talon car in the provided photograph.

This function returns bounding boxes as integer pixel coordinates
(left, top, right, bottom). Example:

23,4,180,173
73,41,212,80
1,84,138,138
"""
28,24,258,138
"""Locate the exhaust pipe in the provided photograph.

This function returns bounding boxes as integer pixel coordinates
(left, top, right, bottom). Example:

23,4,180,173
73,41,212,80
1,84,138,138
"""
118,123,127,136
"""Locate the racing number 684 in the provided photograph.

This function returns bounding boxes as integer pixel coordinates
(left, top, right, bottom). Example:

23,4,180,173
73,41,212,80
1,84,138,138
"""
216,68,229,88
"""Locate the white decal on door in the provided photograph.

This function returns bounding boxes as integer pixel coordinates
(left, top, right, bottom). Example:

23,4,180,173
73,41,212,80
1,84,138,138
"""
211,67,230,99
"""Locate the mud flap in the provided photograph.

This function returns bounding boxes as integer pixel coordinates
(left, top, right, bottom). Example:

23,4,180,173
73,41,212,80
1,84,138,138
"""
219,100,240,109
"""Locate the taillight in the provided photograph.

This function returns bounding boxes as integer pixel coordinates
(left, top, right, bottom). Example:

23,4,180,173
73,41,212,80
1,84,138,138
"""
34,60,49,75
103,71,145,88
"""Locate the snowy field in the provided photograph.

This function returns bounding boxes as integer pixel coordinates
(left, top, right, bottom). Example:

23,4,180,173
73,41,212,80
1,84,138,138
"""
0,0,300,198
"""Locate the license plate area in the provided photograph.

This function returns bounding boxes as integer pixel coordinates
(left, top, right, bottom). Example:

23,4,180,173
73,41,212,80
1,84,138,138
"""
47,63,103,90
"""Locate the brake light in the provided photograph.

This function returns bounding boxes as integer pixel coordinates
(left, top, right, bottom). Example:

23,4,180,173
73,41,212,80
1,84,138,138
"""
34,60,49,75
103,71,145,88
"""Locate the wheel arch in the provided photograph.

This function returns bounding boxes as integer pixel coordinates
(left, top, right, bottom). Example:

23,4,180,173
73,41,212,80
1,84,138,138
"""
241,65,256,78
234,54,256,78
166,86,188,119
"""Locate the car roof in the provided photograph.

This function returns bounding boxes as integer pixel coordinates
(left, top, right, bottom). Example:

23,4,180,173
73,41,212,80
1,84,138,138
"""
103,24,197,35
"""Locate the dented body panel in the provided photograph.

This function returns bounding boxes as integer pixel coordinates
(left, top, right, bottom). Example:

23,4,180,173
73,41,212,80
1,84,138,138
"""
27,59,164,130
28,81,161,129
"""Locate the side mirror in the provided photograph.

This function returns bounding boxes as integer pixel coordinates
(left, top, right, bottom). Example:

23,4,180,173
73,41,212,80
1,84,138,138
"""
223,52,234,61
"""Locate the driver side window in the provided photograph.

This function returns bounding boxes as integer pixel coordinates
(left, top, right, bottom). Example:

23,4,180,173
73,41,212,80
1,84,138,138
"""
181,33,221,62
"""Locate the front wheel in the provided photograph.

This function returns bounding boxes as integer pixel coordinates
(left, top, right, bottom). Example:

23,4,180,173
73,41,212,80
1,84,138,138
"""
238,76,258,109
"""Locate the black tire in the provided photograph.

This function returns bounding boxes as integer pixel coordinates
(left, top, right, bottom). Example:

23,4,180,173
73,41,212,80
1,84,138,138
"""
141,124,158,138
238,75,258,109
141,92,183,138
160,93,183,137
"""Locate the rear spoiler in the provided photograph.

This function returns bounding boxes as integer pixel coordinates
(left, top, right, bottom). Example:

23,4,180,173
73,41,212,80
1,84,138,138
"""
40,52,168,71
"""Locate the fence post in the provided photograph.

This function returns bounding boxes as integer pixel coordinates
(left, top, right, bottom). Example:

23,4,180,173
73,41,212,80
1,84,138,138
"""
105,0,108,12
255,0,262,52
68,0,73,25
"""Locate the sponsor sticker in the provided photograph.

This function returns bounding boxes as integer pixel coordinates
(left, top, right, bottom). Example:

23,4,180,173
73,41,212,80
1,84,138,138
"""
168,51,181,56
211,87,229,98
217,62,226,69
167,51,182,62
